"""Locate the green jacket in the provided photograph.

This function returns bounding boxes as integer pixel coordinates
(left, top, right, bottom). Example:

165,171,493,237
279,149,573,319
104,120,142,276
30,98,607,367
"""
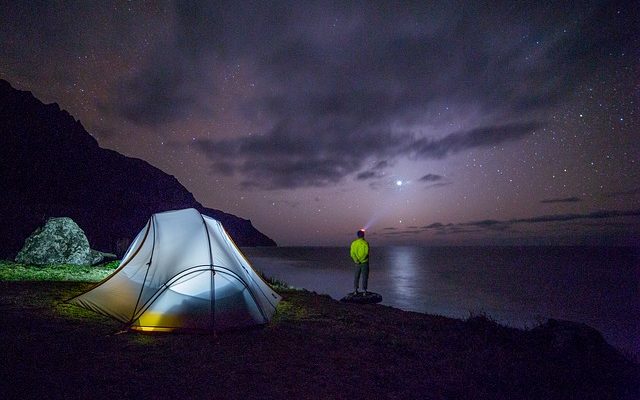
350,238,369,264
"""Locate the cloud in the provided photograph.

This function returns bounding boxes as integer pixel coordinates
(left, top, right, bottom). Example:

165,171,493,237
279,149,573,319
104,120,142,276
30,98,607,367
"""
462,219,510,230
511,209,640,224
383,229,424,236
356,170,385,181
433,227,481,236
373,161,389,169
96,40,215,128
195,121,540,189
425,182,453,190
109,62,198,126
355,160,391,181
410,122,541,159
194,121,390,189
418,174,452,189
178,1,619,189
8,0,628,189
540,197,582,204
3,1,631,126
419,174,443,182
96,2,224,128
384,209,640,237
442,209,640,234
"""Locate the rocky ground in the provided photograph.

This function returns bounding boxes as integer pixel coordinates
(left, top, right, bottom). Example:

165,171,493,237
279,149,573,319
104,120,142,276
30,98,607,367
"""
0,281,637,399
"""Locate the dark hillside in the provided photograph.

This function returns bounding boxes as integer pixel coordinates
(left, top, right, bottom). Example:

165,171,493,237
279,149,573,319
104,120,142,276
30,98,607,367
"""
0,79,275,257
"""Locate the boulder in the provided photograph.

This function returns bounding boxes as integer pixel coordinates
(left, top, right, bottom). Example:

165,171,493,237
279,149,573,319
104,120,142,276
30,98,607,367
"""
340,292,383,304
15,217,104,265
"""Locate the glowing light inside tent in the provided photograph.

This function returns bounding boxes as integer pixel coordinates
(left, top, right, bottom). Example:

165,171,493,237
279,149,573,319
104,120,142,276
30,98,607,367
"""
396,180,403,186
135,312,182,332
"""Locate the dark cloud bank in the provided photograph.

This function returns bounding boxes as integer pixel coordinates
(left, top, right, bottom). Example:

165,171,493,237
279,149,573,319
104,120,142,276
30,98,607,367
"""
195,121,540,189
540,197,582,204
92,0,632,190
379,209,640,238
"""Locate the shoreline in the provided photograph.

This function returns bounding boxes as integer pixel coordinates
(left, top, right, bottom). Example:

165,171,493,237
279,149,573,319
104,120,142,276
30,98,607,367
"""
244,245,640,362
1,280,638,399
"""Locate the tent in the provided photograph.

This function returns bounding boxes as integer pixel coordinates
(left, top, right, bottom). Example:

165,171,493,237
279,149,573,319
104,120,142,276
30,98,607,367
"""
70,208,281,332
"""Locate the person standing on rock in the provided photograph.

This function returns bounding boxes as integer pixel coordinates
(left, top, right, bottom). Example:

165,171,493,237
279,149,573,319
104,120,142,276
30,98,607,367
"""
350,229,369,295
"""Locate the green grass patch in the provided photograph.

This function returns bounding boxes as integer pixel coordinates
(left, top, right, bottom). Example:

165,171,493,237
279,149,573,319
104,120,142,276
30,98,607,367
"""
272,297,309,322
256,269,290,290
0,260,119,282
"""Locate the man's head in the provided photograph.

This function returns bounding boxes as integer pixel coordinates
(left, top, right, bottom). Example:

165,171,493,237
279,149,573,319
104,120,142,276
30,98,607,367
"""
357,229,365,238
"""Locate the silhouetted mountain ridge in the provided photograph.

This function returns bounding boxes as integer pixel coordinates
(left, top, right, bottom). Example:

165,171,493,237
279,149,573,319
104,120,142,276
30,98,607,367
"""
0,79,276,258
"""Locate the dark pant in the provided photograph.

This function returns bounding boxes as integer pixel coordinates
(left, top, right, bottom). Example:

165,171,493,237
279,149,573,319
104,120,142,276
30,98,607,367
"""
354,262,369,291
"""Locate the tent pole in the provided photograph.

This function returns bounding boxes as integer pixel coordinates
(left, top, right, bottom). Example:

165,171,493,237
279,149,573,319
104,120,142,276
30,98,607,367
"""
129,215,157,326
200,213,215,331
211,268,215,331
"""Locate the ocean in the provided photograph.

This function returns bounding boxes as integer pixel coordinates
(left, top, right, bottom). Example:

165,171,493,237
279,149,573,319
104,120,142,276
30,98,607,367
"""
242,246,639,360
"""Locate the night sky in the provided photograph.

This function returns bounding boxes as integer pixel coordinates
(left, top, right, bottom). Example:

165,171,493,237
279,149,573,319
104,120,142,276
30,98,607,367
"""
1,1,638,246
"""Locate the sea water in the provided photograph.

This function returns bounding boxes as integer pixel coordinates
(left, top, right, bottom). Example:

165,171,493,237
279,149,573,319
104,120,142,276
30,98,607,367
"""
242,246,639,360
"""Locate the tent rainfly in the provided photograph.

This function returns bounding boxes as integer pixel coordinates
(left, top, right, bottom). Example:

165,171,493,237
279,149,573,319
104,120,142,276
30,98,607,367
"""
70,208,281,332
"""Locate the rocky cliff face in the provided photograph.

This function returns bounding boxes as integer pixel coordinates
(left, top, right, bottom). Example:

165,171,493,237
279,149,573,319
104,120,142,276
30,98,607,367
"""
0,79,276,258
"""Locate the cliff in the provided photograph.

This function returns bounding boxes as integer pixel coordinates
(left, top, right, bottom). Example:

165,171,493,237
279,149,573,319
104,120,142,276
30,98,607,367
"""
0,79,275,257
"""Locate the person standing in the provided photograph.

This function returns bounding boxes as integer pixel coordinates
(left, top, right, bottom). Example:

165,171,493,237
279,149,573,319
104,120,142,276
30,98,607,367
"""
350,229,369,295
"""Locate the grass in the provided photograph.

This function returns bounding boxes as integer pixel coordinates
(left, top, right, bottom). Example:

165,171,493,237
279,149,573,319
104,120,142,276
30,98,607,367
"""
1,281,637,399
0,260,119,281
0,262,638,399
0,261,288,288
257,269,290,290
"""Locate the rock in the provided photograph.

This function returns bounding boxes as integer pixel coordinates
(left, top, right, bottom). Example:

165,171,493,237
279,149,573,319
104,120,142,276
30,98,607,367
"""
340,292,383,304
15,217,98,265
88,249,104,265
89,250,118,265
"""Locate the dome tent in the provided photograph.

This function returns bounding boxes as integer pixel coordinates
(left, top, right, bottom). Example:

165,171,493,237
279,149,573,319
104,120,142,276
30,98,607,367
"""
70,208,280,332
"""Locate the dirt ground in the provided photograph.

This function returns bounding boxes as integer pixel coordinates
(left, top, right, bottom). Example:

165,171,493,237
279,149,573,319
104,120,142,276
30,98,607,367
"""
0,281,637,399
